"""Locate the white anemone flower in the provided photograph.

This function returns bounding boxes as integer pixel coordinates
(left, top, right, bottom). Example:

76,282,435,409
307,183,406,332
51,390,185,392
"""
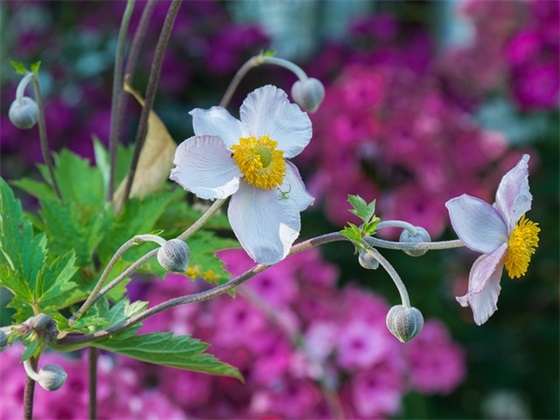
170,85,314,265
446,154,540,325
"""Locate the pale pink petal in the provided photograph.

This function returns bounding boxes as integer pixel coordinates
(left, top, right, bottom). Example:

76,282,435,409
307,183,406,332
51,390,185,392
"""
456,243,507,325
281,162,314,211
170,135,241,200
228,182,303,265
494,154,532,229
240,85,312,159
190,107,247,148
446,195,508,254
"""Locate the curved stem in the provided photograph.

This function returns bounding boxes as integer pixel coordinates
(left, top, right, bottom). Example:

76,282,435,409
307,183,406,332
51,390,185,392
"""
122,0,182,203
15,73,34,104
57,232,348,347
107,0,136,202
178,198,226,240
377,220,418,235
31,74,62,200
364,236,464,252
366,247,410,307
70,235,161,324
219,54,309,108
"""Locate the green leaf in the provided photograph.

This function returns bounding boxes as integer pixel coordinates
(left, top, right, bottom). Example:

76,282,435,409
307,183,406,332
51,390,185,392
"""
37,252,79,309
347,195,375,223
187,231,239,285
10,60,27,75
93,332,242,380
11,177,57,203
31,61,41,75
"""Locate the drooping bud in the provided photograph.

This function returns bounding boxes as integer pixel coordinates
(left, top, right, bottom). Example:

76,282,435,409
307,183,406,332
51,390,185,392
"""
358,249,379,270
399,227,431,257
0,330,8,351
386,304,424,343
157,239,190,272
9,97,39,129
38,364,67,391
291,78,325,113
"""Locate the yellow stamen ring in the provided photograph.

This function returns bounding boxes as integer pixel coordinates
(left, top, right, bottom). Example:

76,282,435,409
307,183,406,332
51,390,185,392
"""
504,214,540,279
231,135,286,190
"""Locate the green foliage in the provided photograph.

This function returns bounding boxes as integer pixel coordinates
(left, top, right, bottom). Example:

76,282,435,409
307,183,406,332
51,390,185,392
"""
187,231,239,285
93,332,242,380
10,60,27,75
340,195,380,249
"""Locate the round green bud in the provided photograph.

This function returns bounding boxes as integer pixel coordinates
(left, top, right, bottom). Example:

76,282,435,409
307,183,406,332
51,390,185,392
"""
291,78,325,113
386,304,424,343
9,97,39,129
358,249,379,270
38,364,67,391
157,239,190,272
399,227,431,257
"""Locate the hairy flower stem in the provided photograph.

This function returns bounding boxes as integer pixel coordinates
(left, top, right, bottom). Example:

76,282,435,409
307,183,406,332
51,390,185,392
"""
377,220,419,235
364,236,464,252
365,247,410,307
107,0,136,202
124,0,156,78
122,0,182,203
23,356,38,420
220,54,309,108
31,74,62,201
89,347,98,420
178,198,226,240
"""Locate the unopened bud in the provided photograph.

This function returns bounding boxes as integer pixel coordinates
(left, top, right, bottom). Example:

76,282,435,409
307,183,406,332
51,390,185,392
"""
25,314,57,343
157,239,190,272
358,249,379,270
291,78,325,113
9,97,38,129
386,304,424,343
399,227,431,257
38,364,67,391
0,330,8,351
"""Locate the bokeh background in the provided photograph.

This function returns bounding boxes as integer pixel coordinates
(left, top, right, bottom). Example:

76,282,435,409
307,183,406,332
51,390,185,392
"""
0,1,558,419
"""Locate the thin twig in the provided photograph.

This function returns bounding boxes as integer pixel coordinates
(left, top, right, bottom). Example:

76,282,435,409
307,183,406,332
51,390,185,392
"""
23,356,39,420
122,0,182,203
107,0,136,202
88,347,99,420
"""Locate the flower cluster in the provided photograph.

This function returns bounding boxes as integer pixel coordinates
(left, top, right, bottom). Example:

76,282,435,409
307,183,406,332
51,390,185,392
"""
129,248,465,419
300,64,510,238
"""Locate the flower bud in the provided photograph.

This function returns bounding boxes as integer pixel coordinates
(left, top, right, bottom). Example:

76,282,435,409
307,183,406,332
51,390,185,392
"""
399,227,431,257
0,330,8,351
291,78,325,113
358,249,379,270
157,239,190,272
25,314,58,343
9,97,39,129
38,364,67,391
386,304,424,343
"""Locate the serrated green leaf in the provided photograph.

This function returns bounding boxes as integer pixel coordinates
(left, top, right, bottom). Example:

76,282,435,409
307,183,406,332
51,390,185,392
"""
93,332,242,380
37,252,79,308
347,194,374,223
11,177,57,203
10,60,27,74
187,231,239,285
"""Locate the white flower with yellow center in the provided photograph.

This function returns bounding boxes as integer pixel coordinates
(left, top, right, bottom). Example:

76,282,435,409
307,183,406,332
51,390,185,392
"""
446,154,540,325
170,85,314,265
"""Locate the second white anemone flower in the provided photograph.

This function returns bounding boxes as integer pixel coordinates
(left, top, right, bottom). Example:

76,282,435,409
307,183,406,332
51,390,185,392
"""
446,154,540,325
171,85,314,265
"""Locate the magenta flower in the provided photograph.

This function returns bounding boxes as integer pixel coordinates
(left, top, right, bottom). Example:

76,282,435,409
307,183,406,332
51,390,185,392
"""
446,154,540,325
171,85,314,264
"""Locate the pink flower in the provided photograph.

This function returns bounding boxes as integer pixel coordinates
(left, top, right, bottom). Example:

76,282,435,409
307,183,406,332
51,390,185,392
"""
446,154,540,325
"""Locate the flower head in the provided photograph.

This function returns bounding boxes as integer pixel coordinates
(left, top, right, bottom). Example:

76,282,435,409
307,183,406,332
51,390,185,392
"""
170,85,313,264
446,154,540,325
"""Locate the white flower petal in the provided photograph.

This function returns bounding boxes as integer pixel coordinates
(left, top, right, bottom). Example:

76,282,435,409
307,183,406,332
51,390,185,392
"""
456,243,507,325
446,194,508,254
494,154,532,230
190,107,247,148
170,135,241,200
228,182,303,265
240,85,312,159
281,162,314,211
